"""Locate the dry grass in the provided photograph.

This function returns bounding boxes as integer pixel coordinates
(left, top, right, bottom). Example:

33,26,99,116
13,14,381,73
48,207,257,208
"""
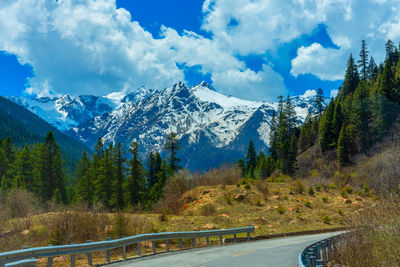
332,201,400,266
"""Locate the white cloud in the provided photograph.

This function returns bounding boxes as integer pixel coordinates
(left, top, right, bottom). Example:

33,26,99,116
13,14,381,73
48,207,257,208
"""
0,0,183,97
1,0,400,100
302,89,317,98
291,43,345,81
211,64,286,101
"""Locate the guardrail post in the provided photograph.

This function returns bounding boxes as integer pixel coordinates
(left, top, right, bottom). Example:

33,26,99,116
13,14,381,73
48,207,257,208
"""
234,234,237,243
316,259,324,266
309,255,316,267
46,244,53,267
106,237,111,263
137,242,141,256
70,243,76,267
247,232,250,241
219,235,223,246
152,241,156,254
192,238,196,248
179,239,183,249
122,245,126,260
206,236,210,246
166,240,170,252
86,240,93,265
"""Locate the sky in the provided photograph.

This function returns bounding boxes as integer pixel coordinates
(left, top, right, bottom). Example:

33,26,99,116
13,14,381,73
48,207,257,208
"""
0,0,399,101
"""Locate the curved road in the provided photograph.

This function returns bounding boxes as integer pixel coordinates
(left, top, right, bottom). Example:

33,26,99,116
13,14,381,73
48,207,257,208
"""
107,232,338,267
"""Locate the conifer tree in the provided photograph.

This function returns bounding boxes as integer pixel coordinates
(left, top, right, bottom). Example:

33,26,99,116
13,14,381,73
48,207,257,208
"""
37,131,66,203
95,144,115,209
14,145,34,190
332,101,344,147
268,111,278,159
337,125,349,166
164,132,181,175
112,143,126,210
319,99,335,152
367,56,378,80
246,140,257,176
341,54,360,96
358,40,369,80
237,159,246,177
76,151,94,207
352,80,372,153
386,39,395,65
125,142,145,208
298,112,312,152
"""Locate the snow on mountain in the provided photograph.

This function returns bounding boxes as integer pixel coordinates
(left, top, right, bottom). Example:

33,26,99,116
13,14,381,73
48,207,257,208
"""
9,82,324,170
63,82,323,170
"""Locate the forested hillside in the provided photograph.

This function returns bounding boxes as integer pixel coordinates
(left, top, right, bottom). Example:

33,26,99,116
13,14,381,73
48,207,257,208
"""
0,96,89,174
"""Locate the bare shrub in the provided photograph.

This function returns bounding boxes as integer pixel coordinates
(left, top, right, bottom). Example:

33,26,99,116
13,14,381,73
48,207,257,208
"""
200,203,216,216
332,201,400,266
255,180,269,200
1,189,41,219
158,165,241,214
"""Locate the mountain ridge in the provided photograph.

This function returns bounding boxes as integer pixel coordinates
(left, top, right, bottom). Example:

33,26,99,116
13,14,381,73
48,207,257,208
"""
8,82,325,171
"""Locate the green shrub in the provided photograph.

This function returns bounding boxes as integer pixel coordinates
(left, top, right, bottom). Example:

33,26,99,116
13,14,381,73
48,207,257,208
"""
308,186,315,196
322,196,329,202
340,189,348,198
276,205,286,214
304,200,312,208
244,183,251,190
338,209,344,216
322,215,332,224
328,183,337,190
315,185,322,192
345,186,353,194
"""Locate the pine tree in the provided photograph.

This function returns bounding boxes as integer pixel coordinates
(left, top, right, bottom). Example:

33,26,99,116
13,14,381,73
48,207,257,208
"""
95,137,104,159
367,57,378,81
125,142,145,208
314,88,325,117
341,54,360,96
14,145,34,190
268,111,278,159
331,101,344,147
386,39,395,65
319,99,335,152
246,140,257,176
352,80,372,153
95,144,115,209
76,151,94,207
112,143,126,210
164,132,181,175
298,112,312,152
337,125,349,166
357,40,369,80
147,152,156,188
37,132,66,203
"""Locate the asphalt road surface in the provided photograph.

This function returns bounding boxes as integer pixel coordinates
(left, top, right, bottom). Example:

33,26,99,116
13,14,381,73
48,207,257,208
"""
107,232,339,267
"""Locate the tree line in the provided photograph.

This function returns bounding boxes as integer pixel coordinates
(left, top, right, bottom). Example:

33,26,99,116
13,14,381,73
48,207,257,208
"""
0,132,182,210
238,39,400,177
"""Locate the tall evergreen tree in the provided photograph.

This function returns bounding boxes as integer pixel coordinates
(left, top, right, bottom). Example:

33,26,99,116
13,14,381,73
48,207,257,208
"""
332,101,344,147
386,39,395,65
337,125,350,166
164,132,181,175
112,143,126,210
125,142,145,208
352,80,372,153
246,140,257,177
14,145,34,190
367,56,378,80
95,144,115,209
357,40,369,80
76,151,94,207
341,54,360,96
319,99,335,152
37,131,66,203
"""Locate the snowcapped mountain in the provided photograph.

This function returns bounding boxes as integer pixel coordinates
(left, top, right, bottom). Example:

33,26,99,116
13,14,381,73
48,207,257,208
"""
8,82,323,170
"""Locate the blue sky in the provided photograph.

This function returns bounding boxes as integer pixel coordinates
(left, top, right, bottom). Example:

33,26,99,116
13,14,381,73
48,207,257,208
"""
0,0,398,100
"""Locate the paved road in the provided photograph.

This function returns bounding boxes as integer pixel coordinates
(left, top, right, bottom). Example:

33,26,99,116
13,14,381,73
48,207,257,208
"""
107,232,339,267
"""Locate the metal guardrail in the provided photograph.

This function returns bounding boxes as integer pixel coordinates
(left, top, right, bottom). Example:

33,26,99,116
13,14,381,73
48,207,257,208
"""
298,233,344,267
0,226,255,267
